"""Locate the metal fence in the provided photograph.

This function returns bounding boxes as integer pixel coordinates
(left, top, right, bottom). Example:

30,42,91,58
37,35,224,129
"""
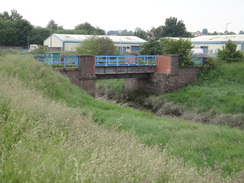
19,54,204,67
95,55,157,66
19,54,79,67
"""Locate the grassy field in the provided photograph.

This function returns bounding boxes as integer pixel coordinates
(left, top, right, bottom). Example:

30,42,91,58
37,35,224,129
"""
1,55,243,182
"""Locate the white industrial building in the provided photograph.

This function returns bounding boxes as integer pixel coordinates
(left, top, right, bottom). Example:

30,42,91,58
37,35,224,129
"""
44,34,146,54
191,35,244,56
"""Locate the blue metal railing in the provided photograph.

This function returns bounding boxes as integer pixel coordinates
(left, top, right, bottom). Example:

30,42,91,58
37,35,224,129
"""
19,54,204,67
95,55,157,66
19,54,79,67
191,56,204,66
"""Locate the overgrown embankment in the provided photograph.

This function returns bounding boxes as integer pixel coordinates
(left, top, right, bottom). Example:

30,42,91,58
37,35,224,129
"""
96,62,244,129
1,55,243,182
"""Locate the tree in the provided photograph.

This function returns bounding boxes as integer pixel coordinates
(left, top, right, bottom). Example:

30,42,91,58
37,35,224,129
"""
76,36,117,55
139,39,162,55
217,40,243,63
75,22,105,35
209,31,218,35
0,18,17,45
134,28,148,40
46,19,63,30
161,17,192,38
0,10,33,46
15,19,33,46
30,27,51,45
239,30,244,34
162,38,194,67
202,28,208,35
147,27,163,40
107,30,120,35
0,10,22,21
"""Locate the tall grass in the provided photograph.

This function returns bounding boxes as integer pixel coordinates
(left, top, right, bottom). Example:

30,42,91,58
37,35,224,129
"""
0,55,243,181
96,79,126,100
165,62,244,114
96,62,244,128
2,76,189,182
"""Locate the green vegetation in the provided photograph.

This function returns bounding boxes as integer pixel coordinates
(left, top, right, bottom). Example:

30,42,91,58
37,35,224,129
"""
0,10,33,47
162,38,194,67
97,58,244,129
217,40,243,63
139,39,163,55
76,36,118,55
1,55,243,182
166,62,244,114
139,38,194,67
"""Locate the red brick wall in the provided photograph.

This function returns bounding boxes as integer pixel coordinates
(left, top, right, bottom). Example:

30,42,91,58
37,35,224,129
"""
156,56,171,73
55,55,97,97
125,55,202,95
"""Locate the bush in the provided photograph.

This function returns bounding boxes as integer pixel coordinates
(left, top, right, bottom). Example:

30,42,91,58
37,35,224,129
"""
198,57,219,80
139,39,163,55
76,36,118,55
217,40,243,63
29,46,46,54
161,38,194,67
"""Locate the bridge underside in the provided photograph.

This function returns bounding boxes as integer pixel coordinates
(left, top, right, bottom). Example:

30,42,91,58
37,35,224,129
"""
96,73,153,80
96,65,155,80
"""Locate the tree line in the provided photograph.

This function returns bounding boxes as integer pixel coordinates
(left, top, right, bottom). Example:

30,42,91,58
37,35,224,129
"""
1,10,243,47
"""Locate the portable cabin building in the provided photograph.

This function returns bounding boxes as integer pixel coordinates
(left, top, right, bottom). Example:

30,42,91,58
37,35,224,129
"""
44,34,146,54
191,35,244,56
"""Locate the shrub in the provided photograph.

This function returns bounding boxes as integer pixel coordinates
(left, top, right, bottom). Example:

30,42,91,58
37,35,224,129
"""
29,46,46,54
161,38,194,67
139,39,163,55
198,57,219,80
217,40,243,63
76,36,118,55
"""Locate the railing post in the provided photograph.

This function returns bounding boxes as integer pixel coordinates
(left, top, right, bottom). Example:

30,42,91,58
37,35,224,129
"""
63,56,66,68
116,56,119,66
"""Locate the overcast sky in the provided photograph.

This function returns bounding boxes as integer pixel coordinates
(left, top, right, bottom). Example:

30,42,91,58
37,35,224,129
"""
1,0,244,34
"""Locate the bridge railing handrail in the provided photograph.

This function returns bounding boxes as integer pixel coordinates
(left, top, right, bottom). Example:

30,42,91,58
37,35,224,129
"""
19,54,204,67
95,55,157,66
19,54,79,67
191,56,204,66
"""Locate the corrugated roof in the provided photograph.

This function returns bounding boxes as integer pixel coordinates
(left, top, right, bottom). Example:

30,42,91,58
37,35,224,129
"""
52,34,146,43
191,35,244,42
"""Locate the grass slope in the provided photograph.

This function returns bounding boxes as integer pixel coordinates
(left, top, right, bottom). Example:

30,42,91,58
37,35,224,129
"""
0,55,243,181
165,62,244,114
97,62,244,129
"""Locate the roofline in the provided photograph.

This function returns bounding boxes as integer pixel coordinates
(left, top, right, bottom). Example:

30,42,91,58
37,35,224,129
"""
62,40,145,45
192,41,244,44
44,34,64,42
